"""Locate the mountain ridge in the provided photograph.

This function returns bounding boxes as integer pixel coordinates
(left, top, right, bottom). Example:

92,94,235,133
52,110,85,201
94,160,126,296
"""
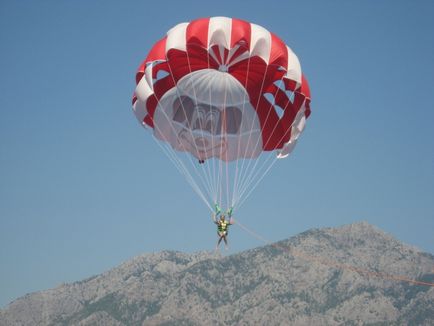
1,221,433,325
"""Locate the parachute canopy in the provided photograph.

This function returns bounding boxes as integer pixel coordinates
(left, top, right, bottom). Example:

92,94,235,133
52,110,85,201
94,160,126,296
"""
132,17,311,210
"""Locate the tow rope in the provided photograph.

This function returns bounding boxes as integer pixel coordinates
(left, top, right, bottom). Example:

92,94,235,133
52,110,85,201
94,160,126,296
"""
234,219,434,287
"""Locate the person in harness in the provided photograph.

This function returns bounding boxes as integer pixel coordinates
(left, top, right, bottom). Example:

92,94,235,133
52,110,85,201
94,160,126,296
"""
212,205,234,250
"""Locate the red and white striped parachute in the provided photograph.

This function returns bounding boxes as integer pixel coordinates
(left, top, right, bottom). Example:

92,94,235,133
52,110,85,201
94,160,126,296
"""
132,17,311,211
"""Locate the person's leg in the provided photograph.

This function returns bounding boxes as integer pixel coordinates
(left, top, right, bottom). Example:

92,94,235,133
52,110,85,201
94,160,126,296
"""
215,232,223,250
223,232,228,249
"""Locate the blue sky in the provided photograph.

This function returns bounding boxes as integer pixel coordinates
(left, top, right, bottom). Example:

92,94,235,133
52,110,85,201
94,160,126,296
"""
1,0,433,307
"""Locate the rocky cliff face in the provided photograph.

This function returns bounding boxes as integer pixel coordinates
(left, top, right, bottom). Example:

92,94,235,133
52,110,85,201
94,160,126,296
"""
1,222,433,325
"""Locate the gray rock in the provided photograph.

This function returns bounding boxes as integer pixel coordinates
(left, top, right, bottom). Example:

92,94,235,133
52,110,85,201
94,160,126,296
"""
1,222,433,325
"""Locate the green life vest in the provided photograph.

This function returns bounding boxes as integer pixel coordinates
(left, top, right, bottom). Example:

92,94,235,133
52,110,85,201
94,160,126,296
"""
218,220,229,232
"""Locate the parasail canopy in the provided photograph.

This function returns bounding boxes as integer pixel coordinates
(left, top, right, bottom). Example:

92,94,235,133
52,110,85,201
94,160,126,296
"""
132,17,311,211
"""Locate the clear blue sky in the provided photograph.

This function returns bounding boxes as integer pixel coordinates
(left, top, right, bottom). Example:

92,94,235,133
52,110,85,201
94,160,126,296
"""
1,0,433,308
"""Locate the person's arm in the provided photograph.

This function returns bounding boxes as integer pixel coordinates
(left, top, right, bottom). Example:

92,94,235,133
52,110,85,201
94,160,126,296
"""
214,203,221,215
213,203,222,223
212,213,218,224
227,207,234,224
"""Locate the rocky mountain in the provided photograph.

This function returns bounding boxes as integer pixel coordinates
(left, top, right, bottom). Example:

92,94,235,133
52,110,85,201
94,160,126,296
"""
1,222,433,325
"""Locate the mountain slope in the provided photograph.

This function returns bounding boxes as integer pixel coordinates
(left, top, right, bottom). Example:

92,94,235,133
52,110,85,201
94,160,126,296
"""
1,222,433,325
